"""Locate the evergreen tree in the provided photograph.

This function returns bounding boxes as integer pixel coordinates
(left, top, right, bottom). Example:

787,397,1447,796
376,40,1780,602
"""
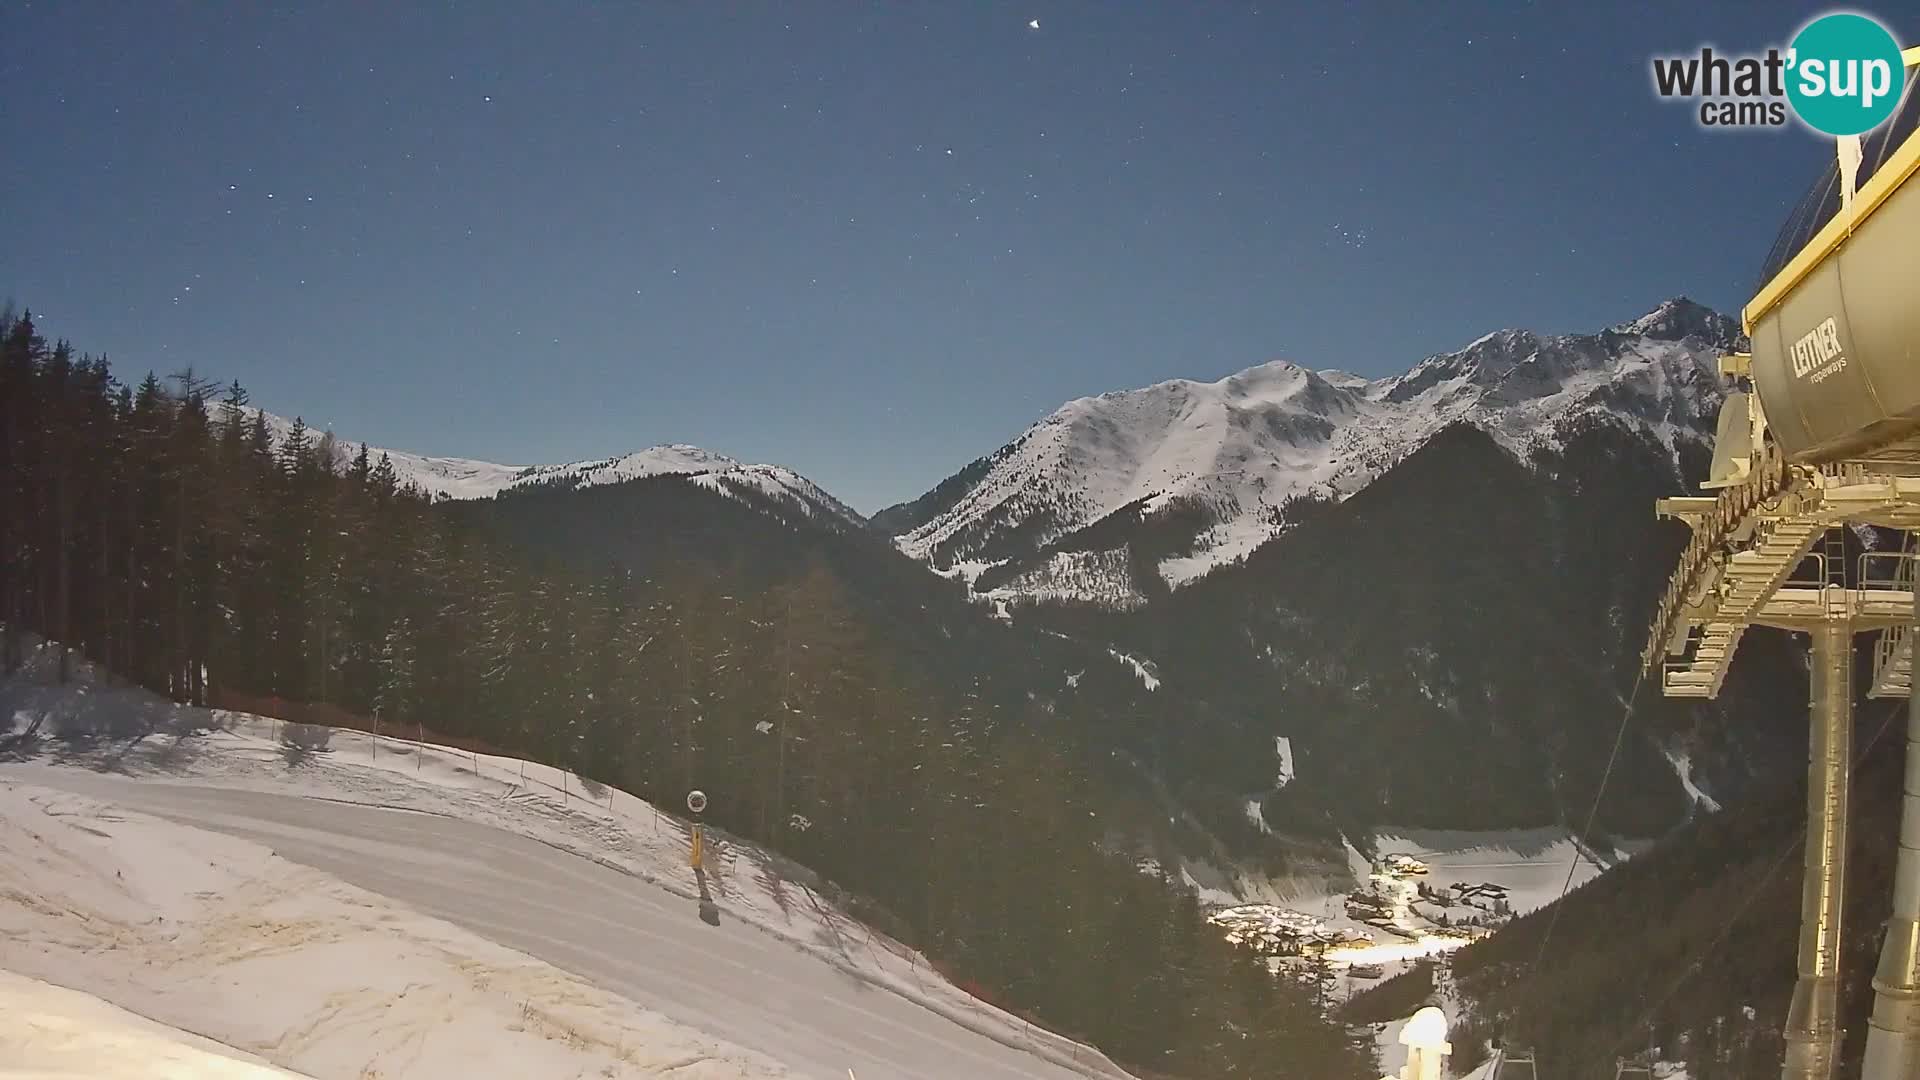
0,310,1377,1079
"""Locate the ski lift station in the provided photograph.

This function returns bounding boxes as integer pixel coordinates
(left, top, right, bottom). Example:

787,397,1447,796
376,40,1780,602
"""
1641,43,1920,1080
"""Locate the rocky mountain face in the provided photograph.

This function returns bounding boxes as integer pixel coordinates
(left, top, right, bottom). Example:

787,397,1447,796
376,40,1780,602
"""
881,298,1743,609
875,299,1805,859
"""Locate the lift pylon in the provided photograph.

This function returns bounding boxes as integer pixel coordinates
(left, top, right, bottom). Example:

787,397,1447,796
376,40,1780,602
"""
1644,64,1920,1076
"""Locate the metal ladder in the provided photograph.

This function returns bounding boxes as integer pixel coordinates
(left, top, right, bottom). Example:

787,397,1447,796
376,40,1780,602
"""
1822,526,1849,588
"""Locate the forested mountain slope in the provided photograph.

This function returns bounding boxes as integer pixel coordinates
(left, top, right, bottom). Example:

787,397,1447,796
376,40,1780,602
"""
1384,678,1907,1080
0,310,1376,1079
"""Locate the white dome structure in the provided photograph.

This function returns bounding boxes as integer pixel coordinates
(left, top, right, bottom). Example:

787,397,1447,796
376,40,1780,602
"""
1381,1007,1452,1080
1401,1007,1448,1048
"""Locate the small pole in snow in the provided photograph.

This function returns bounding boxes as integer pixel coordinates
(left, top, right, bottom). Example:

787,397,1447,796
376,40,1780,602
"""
562,771,568,800
472,746,479,775
520,759,526,782
371,708,378,762
417,721,424,772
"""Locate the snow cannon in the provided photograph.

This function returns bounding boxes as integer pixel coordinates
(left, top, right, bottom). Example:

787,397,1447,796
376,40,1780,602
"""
687,791,708,873
1742,57,1920,465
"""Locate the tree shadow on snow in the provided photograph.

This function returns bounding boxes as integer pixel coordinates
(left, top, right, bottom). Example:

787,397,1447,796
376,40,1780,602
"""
277,723,333,769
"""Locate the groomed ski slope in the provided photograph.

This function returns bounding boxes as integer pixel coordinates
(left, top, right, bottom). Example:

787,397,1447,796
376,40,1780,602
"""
0,779,796,1079
0,647,1130,1080
0,968,311,1079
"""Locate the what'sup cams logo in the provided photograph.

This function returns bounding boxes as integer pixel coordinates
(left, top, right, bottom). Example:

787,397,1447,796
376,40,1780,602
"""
1652,11,1907,135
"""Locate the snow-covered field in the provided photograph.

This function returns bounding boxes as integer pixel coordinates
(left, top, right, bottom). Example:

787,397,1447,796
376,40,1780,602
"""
0,780,794,1078
1370,827,1608,920
1202,826,1616,999
1,646,1127,1080
0,968,311,1079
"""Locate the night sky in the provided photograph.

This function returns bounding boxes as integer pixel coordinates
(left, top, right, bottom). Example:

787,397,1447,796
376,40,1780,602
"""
4,2,1915,512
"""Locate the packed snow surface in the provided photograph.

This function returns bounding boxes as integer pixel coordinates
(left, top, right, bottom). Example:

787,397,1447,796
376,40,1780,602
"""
0,969,311,1079
0,780,794,1079
1,645,1126,1080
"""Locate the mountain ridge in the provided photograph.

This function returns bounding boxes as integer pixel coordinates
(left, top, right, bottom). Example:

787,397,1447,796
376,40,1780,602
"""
881,297,1743,607
237,407,864,527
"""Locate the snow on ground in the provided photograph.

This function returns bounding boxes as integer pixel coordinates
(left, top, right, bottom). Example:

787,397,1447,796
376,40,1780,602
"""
1664,749,1722,815
0,781,792,1079
0,644,1128,1080
1201,826,1618,1005
1105,649,1160,691
237,406,528,500
1155,511,1288,589
1374,1017,1410,1078
1372,827,1604,918
1175,860,1246,909
1234,738,1295,838
1244,798,1273,835
0,968,311,1079
969,550,1147,610
898,361,1360,587
1345,837,1373,883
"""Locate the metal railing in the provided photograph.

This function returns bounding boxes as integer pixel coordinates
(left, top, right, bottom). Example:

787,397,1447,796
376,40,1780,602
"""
1642,438,1791,675
1870,542,1919,696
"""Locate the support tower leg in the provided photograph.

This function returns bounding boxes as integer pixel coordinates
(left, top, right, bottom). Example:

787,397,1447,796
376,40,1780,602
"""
1784,622,1854,1080
1865,595,1920,1080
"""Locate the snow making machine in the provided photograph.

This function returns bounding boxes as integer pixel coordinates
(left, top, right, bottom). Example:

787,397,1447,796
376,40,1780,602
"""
1641,47,1920,1080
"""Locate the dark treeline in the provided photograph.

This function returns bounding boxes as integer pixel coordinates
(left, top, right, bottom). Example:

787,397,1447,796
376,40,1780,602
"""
0,309,1375,1078
1414,639,1896,1080
1021,419,1811,842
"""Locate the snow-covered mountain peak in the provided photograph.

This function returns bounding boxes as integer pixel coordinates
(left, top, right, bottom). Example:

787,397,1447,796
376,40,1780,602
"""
1053,359,1362,432
511,444,746,487
1383,328,1547,404
888,302,1738,606
1612,296,1743,348
236,407,862,526
1314,368,1372,392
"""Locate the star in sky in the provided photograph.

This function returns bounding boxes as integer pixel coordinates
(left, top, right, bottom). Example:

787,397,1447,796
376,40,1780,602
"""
3,1,1883,514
